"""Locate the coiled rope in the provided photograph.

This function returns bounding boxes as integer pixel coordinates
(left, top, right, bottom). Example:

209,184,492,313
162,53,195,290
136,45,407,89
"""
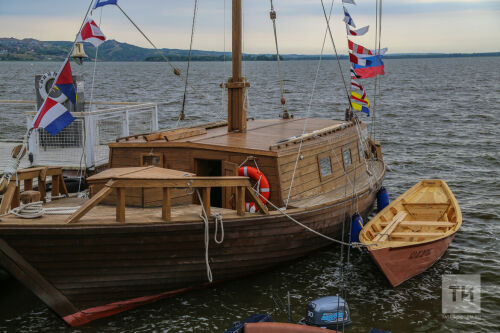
8,201,79,219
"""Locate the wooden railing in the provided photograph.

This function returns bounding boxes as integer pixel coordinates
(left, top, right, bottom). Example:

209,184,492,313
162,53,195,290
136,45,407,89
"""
66,176,269,224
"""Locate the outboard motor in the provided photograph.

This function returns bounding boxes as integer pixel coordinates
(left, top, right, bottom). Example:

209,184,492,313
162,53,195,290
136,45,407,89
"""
303,296,352,330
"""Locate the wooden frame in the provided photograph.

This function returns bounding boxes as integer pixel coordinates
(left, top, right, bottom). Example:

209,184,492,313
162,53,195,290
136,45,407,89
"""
342,146,353,170
317,152,334,181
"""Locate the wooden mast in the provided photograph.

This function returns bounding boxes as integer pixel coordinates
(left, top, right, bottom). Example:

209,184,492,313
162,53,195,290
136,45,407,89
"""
227,0,249,132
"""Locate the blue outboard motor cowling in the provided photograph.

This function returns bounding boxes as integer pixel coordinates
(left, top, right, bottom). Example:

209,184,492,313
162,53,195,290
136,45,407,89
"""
304,296,352,330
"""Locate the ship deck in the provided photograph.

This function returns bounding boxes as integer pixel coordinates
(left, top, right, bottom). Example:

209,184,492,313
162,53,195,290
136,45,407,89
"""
112,118,349,154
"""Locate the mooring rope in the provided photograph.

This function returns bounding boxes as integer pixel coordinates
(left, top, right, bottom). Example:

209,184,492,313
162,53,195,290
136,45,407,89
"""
8,201,79,219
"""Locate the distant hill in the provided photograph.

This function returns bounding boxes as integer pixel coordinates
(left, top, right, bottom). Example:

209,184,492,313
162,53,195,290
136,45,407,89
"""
0,37,498,62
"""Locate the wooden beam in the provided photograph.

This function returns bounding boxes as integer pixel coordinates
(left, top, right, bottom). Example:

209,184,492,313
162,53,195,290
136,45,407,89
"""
246,187,269,215
162,187,171,221
111,177,251,189
116,187,126,222
236,186,245,216
0,182,16,214
201,187,211,217
11,184,20,209
66,181,114,224
0,239,78,317
59,175,69,197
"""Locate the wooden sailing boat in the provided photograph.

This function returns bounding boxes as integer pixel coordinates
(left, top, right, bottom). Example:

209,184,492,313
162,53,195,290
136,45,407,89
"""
359,180,462,287
0,0,385,326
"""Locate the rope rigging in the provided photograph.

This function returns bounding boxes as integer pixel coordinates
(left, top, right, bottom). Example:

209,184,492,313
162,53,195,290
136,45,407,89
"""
268,0,290,119
319,0,352,107
115,3,222,123
180,0,200,123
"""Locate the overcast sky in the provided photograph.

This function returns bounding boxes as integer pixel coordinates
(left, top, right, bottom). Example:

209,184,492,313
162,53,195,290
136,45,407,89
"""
1,0,499,54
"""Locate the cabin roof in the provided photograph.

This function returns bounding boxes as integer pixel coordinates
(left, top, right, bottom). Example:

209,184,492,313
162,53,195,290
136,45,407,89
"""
111,118,349,154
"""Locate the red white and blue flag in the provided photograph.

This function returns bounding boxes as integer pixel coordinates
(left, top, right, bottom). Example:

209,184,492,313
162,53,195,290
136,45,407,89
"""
77,18,106,47
55,59,77,104
32,97,74,136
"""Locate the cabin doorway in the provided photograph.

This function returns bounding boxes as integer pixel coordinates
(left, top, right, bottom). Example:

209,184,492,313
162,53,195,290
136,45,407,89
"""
195,159,222,207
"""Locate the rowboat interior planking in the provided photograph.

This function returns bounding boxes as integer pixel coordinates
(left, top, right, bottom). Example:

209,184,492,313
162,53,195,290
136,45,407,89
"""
359,179,462,287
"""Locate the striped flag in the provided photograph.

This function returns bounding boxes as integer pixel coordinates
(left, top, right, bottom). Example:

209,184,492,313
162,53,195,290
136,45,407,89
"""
350,67,361,79
32,97,74,136
347,25,369,36
343,7,356,28
343,0,356,4
351,91,370,107
348,40,372,55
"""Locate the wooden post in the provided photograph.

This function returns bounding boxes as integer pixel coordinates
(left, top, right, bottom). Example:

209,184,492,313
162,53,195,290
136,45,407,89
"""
227,0,248,133
38,168,47,203
201,187,211,217
162,187,171,221
236,186,245,216
116,187,126,222
51,175,60,197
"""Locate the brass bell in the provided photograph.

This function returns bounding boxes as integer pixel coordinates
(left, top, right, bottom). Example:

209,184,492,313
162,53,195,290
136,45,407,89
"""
70,42,88,65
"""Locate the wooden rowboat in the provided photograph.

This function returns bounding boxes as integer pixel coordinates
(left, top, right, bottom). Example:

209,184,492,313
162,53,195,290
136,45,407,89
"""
359,180,462,287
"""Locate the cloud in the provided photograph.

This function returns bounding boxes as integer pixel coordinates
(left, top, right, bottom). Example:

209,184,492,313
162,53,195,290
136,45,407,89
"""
0,0,499,54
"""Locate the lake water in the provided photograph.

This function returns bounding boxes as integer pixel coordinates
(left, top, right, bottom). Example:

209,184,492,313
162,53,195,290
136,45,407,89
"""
0,57,499,332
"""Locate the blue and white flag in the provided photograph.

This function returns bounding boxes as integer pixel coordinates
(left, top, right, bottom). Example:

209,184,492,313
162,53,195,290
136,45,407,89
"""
343,7,356,28
93,0,118,9
343,0,356,4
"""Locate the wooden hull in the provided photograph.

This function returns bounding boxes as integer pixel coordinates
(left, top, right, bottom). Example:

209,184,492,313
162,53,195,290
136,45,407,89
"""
0,186,377,326
368,233,456,287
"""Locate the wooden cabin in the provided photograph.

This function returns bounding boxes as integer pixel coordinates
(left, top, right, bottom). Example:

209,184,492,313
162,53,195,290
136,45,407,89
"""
102,118,382,211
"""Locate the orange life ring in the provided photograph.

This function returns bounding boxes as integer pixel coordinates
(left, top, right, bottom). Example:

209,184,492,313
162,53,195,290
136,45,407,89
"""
238,166,270,213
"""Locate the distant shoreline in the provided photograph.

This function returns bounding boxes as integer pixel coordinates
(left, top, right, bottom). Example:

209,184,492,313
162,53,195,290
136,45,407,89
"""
0,37,498,62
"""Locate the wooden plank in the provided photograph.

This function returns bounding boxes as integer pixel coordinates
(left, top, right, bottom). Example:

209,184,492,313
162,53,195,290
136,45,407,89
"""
373,211,407,243
66,181,114,224
162,188,171,221
116,187,126,223
0,182,16,214
201,187,211,217
0,239,78,317
246,186,269,215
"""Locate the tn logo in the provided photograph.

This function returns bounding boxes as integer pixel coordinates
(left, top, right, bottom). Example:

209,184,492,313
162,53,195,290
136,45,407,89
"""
448,285,475,302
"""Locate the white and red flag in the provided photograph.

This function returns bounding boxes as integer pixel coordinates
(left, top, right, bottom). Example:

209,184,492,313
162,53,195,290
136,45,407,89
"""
76,18,106,47
347,25,369,36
